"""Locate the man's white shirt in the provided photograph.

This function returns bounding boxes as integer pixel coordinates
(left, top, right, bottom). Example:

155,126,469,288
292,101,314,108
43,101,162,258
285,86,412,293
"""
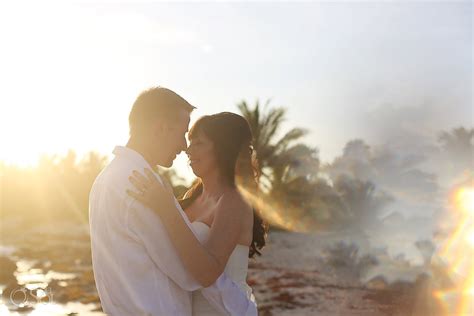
89,146,257,315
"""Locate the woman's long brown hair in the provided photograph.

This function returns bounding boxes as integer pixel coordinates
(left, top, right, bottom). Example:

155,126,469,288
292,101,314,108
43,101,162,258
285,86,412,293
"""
179,112,268,258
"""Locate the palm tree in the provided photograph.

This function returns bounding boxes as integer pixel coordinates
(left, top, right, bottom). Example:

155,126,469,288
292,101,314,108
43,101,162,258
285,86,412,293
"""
333,175,393,231
237,100,333,231
438,127,474,152
438,127,474,171
237,100,314,190
270,143,320,193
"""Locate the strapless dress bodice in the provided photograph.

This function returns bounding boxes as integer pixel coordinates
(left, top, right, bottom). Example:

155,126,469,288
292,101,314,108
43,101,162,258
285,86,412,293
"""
191,221,254,316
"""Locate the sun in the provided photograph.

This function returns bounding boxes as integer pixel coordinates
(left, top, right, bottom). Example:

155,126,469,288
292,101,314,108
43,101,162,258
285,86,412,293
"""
0,2,137,168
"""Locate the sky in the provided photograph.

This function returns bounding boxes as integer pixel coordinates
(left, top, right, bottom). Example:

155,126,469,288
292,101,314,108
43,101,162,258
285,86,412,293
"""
0,0,471,181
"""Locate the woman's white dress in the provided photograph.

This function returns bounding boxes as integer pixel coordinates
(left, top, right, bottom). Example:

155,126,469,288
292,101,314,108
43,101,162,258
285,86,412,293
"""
190,221,256,316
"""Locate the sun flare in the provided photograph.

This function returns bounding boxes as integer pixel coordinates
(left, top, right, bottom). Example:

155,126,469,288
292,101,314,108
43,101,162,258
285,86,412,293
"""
434,186,474,315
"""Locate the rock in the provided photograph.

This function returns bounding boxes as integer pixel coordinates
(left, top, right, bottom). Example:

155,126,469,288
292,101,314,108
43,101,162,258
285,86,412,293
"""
366,275,388,290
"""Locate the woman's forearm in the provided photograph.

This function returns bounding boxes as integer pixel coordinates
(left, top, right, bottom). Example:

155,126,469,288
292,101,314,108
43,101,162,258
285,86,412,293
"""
157,203,224,287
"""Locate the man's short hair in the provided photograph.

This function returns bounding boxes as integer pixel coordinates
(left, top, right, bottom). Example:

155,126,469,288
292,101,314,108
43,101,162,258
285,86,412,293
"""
129,87,195,137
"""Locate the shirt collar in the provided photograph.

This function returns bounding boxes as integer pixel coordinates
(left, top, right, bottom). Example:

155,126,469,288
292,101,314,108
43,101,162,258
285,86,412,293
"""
112,146,152,169
112,146,165,185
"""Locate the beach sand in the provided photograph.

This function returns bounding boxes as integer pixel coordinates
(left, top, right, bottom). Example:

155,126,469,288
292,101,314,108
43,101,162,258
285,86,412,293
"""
0,221,438,315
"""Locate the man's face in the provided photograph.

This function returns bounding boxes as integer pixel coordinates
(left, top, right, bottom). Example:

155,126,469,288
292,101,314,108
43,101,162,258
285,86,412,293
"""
153,109,190,167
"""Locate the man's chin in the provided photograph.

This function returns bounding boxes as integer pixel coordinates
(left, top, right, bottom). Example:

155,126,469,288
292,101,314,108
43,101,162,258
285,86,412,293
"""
159,160,173,168
164,156,177,168
156,154,177,168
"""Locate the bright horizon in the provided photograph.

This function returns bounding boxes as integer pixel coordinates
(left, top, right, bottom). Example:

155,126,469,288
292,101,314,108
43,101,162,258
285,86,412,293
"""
1,1,471,182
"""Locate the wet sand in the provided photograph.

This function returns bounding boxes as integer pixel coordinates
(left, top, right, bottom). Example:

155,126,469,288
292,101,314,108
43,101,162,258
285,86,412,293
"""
0,220,439,315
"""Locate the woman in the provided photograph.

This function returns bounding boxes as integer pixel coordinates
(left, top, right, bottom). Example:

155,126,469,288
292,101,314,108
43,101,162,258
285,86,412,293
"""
127,112,267,315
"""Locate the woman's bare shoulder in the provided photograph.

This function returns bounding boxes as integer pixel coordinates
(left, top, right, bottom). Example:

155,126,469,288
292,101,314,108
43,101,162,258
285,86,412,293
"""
218,189,252,216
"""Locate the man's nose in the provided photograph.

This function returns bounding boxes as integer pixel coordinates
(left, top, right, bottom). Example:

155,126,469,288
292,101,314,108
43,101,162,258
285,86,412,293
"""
185,144,193,156
178,140,188,153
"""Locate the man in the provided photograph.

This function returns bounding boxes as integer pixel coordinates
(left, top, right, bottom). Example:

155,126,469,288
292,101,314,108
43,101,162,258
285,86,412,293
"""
89,87,256,315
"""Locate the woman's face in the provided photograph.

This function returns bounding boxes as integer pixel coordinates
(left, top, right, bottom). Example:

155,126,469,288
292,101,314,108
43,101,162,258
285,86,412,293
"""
186,132,218,178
